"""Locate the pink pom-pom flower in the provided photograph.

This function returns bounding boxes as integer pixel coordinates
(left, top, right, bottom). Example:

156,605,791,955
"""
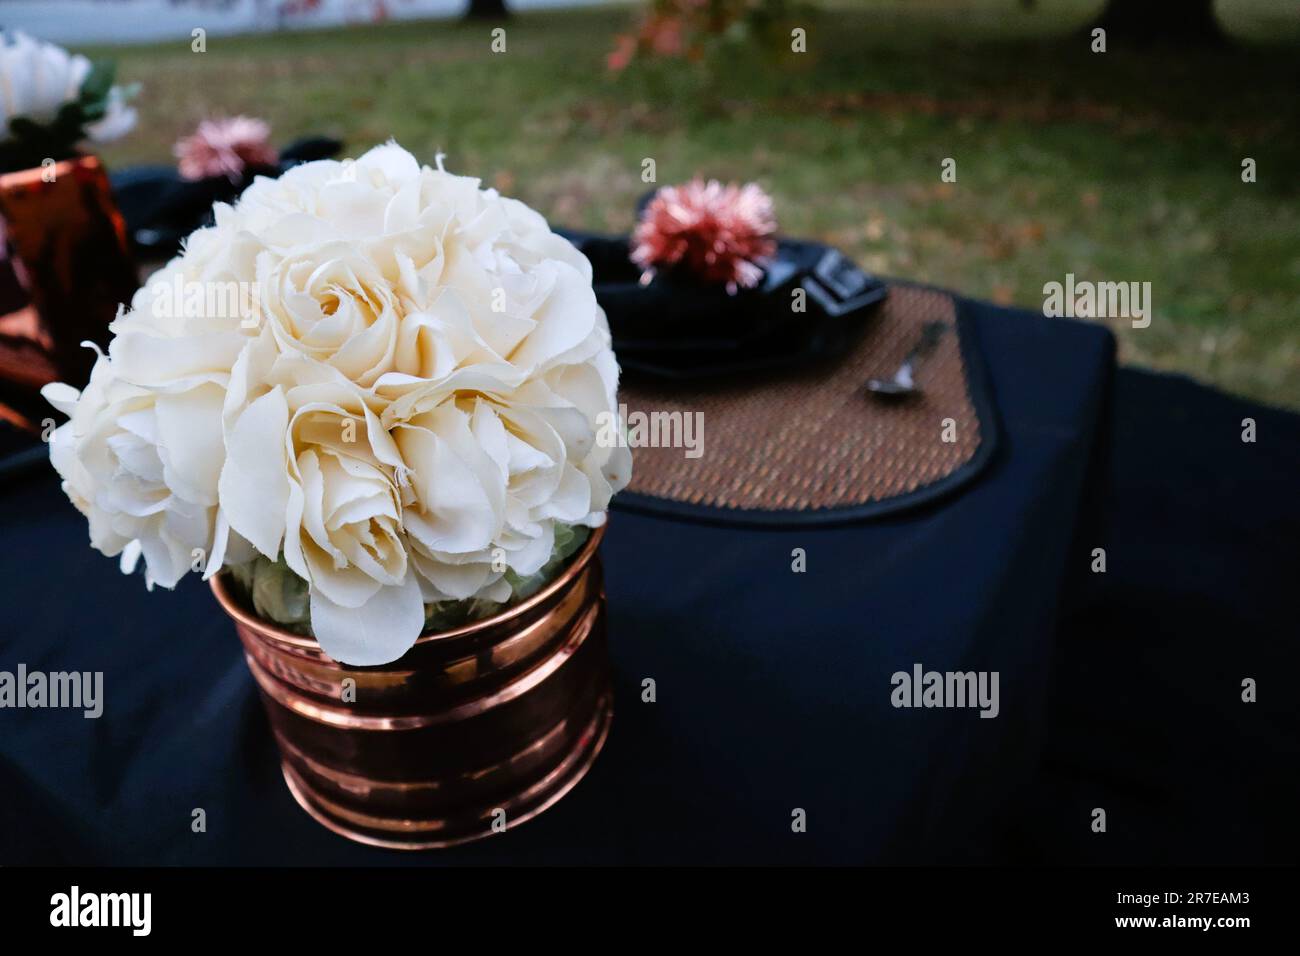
631,178,778,293
174,116,278,182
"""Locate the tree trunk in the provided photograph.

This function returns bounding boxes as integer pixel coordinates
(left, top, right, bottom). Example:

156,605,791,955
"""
1090,0,1228,47
464,0,509,19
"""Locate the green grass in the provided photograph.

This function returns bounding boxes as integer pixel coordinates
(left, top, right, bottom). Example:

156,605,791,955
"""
82,0,1300,408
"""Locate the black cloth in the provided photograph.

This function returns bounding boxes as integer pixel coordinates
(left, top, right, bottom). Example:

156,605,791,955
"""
1,298,1292,864
109,137,342,258
1021,368,1300,864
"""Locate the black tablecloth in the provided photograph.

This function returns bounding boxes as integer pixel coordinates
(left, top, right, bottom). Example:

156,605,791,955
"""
1022,367,1300,865
2,296,1293,865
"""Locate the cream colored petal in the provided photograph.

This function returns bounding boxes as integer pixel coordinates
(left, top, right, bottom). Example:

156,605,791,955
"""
111,331,246,387
507,261,598,371
394,417,499,554
309,568,424,666
409,547,494,601
41,382,81,416
538,463,591,523
218,386,290,559
154,383,226,506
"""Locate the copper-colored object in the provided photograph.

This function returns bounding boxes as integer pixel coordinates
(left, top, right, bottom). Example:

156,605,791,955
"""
210,526,613,850
621,285,983,511
0,155,138,432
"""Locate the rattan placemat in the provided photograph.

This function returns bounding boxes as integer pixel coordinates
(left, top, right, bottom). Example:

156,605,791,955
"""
616,284,997,524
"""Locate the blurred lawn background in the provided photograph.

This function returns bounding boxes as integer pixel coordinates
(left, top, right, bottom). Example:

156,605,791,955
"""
81,0,1300,408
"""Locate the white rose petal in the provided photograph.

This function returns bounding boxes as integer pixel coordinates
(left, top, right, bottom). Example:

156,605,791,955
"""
309,569,425,666
218,386,290,559
43,356,224,591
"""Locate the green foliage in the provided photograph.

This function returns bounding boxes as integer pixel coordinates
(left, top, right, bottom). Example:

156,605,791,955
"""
227,553,313,635
85,3,1300,408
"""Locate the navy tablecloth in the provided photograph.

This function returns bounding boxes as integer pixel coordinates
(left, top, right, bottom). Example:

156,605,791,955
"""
7,296,1282,865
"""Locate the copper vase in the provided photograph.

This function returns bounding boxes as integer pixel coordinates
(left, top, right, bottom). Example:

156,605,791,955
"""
0,155,138,432
210,526,613,850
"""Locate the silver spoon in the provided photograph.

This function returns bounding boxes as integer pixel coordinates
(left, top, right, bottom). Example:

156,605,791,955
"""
865,321,947,397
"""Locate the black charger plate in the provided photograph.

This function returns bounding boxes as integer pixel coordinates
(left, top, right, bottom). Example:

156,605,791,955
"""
556,229,887,381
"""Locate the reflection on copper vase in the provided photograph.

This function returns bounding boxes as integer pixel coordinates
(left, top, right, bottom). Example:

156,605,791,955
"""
0,154,138,432
210,525,613,850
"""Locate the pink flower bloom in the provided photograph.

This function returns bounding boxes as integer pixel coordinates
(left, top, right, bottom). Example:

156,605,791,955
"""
174,116,278,182
646,15,684,57
631,179,778,293
606,34,637,73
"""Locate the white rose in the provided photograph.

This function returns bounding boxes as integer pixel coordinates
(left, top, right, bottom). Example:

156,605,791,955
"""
257,240,402,387
0,30,135,145
116,225,268,373
382,358,629,607
41,354,233,589
218,332,423,664
0,31,91,133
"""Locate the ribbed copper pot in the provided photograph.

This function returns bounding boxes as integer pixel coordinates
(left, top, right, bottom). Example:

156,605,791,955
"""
210,526,613,850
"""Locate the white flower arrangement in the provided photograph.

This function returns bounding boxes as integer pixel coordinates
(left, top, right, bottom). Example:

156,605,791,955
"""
44,143,631,665
0,30,137,171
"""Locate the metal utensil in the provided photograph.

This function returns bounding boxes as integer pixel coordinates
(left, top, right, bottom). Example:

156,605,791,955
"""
865,320,948,397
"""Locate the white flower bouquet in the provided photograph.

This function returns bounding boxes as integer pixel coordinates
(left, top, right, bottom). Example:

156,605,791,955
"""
0,30,137,173
44,143,631,666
